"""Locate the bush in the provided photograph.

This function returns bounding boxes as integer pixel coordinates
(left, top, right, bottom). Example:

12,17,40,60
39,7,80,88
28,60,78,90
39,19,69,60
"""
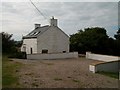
8,52,26,59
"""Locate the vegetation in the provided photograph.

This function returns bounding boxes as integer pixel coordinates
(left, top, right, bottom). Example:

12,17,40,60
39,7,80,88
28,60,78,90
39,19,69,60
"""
1,32,26,59
1,27,119,88
97,71,119,79
1,32,25,88
70,27,120,56
2,56,23,88
1,27,120,57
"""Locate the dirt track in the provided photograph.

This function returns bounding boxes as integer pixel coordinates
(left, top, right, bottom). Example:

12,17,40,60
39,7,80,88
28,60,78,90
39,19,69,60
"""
12,57,118,88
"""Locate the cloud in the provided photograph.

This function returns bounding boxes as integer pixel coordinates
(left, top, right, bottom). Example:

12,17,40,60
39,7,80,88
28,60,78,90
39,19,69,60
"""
1,0,120,2
1,2,118,40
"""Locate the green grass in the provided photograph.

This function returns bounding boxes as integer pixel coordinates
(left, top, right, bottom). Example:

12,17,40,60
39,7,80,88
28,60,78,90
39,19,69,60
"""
2,56,23,88
97,71,119,79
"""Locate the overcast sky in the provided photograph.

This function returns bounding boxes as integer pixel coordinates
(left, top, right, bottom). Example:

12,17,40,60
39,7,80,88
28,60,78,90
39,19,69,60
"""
1,0,118,41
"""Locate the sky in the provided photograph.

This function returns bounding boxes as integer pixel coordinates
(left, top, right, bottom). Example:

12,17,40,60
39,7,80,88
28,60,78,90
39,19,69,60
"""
1,0,119,41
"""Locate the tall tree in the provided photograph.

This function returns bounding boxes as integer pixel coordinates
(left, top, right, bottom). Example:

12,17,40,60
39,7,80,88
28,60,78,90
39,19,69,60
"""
70,27,110,54
1,32,16,54
114,28,120,55
114,28,120,40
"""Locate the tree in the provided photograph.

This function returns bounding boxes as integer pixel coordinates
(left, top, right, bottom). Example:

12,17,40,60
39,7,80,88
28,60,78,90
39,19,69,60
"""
114,29,120,56
70,27,110,54
1,32,16,54
114,28,120,40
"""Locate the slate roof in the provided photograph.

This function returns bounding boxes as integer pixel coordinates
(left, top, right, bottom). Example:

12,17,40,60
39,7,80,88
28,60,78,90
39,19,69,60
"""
23,25,50,39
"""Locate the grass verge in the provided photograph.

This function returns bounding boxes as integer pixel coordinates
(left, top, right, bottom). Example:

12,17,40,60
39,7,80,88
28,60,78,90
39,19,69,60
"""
97,71,119,79
2,56,23,88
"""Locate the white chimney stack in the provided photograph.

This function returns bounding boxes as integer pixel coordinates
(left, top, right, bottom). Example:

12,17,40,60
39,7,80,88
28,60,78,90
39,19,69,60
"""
50,16,57,26
35,24,41,29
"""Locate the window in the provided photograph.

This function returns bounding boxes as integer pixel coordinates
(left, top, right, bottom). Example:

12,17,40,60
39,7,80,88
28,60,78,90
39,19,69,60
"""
30,31,41,36
34,31,41,36
63,51,66,53
30,32,35,36
42,49,48,53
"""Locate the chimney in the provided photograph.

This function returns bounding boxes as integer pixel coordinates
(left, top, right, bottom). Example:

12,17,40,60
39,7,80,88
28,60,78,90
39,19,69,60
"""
50,16,57,26
35,24,41,29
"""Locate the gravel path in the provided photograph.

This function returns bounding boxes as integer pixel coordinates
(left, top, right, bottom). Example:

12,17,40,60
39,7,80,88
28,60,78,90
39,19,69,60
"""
12,57,118,88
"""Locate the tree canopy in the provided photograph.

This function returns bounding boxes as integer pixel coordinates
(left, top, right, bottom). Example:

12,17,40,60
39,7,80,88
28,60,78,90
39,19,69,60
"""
114,28,120,41
1,32,16,54
70,27,120,56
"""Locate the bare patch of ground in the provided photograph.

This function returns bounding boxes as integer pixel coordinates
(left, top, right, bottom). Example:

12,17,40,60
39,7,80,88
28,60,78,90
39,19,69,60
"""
12,57,118,88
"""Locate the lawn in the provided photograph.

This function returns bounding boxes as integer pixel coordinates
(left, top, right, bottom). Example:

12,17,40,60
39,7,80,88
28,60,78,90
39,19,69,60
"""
2,56,23,88
97,71,119,79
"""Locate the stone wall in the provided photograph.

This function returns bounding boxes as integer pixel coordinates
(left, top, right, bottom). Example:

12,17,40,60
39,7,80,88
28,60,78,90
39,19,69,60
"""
86,52,120,62
87,52,120,73
27,52,78,60
89,61,119,73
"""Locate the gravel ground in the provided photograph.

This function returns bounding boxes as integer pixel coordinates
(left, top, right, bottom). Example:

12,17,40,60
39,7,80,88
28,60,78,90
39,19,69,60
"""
12,57,118,88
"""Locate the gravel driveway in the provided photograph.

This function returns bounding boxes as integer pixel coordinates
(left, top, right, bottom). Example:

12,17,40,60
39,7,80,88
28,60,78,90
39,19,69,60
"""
12,57,118,88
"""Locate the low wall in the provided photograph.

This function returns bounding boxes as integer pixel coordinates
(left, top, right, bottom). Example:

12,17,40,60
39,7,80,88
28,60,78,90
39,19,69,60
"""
27,52,78,60
89,61,119,73
86,52,120,62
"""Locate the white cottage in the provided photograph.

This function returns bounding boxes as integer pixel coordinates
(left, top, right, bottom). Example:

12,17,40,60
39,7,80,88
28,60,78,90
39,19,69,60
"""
21,17,69,54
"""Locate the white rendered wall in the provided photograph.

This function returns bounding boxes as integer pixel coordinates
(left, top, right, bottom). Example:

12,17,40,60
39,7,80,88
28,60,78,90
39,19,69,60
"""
21,38,37,54
89,61,119,73
27,52,78,60
37,26,69,53
86,52,120,62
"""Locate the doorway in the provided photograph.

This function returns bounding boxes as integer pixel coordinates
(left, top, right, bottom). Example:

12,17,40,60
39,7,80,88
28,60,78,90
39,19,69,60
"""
30,48,33,54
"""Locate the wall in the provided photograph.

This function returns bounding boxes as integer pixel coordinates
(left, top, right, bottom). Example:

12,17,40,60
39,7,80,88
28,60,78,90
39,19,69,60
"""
86,52,120,62
27,52,78,60
37,26,69,53
21,38,37,54
89,61,119,73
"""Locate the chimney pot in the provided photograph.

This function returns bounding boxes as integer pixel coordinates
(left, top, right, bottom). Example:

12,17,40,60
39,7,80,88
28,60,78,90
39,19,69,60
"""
35,24,41,29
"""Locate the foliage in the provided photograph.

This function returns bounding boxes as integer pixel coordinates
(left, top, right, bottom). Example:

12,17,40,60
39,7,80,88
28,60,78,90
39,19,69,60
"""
1,32,26,58
114,29,120,55
2,56,23,88
70,27,120,56
114,28,120,40
1,32,16,54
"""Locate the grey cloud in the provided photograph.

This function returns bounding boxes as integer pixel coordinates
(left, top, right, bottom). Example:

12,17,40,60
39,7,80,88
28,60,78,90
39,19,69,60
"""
1,2,118,40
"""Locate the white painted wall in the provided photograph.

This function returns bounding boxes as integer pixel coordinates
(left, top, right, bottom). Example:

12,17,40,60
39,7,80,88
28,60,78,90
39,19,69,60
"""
86,52,120,62
89,61,119,73
89,65,96,73
21,38,37,54
27,52,78,60
37,26,69,53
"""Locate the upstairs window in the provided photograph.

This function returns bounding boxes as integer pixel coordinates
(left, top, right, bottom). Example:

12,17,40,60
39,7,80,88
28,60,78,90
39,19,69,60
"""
30,31,41,36
34,31,41,36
